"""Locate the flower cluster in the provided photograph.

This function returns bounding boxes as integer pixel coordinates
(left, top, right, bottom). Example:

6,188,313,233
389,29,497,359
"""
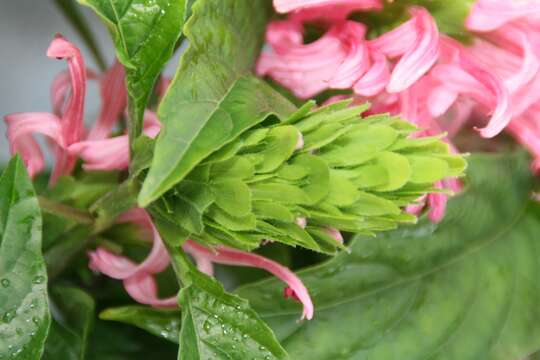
260,0,540,219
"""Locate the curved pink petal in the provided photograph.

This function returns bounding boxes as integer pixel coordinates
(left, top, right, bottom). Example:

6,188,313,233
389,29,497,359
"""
369,18,417,58
385,8,440,93
183,240,314,320
124,274,177,307
353,50,390,96
88,61,127,140
438,37,511,138
466,0,540,32
47,34,86,145
69,136,130,171
428,85,458,117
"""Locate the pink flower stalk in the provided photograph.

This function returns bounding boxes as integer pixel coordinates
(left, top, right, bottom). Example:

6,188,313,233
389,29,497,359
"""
88,208,177,307
183,240,314,320
5,35,87,183
68,110,160,171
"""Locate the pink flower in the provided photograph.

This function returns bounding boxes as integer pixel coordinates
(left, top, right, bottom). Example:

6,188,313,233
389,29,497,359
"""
257,20,371,99
88,208,177,307
183,240,314,320
5,35,86,183
90,212,315,320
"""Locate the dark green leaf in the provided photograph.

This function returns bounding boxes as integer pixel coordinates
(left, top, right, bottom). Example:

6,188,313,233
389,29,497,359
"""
138,0,297,206
43,286,95,360
79,0,187,145
237,152,539,360
100,306,181,344
0,156,50,359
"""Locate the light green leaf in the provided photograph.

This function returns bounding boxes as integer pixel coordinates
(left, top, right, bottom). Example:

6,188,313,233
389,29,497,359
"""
0,156,50,359
251,183,311,205
407,155,450,184
325,171,359,207
237,152,540,360
139,0,296,206
79,0,186,146
255,126,300,173
212,179,252,217
372,151,411,191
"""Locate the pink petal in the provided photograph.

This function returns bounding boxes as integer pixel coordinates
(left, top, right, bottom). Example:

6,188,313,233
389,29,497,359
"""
88,61,127,140
385,8,440,93
466,0,540,32
68,136,130,171
353,50,390,96
124,274,177,308
428,85,458,117
183,240,314,320
439,37,511,138
47,34,86,145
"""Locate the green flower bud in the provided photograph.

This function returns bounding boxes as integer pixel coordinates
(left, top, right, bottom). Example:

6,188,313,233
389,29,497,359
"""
152,100,467,254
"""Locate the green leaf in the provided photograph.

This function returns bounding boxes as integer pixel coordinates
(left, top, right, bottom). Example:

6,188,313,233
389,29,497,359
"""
175,251,288,360
237,151,539,360
43,286,95,360
255,126,300,173
211,179,252,217
79,0,186,146
100,306,181,344
0,156,50,359
138,0,297,206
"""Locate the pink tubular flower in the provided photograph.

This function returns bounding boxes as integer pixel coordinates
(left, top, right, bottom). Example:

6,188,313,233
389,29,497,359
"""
88,208,177,307
183,240,314,320
257,20,370,99
4,35,86,183
68,110,160,171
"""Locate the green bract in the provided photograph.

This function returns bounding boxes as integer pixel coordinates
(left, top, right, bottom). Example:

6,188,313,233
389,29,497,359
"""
151,100,466,254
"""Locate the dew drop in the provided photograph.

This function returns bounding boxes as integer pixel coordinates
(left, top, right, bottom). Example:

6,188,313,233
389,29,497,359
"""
1,279,10,288
203,321,211,333
160,330,168,338
32,316,39,325
259,346,266,351
2,311,15,324
32,276,45,284
265,356,271,360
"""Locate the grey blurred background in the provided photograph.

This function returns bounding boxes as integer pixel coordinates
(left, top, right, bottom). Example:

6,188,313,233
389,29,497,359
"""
0,0,180,164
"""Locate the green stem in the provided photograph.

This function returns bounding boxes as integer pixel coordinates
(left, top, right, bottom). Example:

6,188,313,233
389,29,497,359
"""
38,196,94,225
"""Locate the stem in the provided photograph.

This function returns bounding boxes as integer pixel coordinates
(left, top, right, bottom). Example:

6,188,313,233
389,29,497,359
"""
38,196,94,224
